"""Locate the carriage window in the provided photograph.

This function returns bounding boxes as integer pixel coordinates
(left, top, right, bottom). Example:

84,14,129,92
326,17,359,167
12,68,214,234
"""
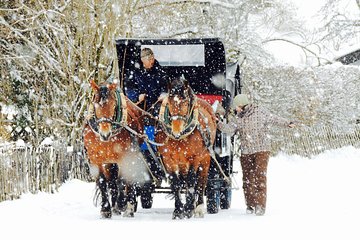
142,44,205,66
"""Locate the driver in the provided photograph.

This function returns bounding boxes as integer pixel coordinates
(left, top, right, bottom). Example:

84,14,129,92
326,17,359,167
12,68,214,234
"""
125,48,168,111
125,48,168,182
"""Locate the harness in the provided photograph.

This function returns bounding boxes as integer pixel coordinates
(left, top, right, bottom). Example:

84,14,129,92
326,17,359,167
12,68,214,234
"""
158,96,199,140
87,89,165,182
88,90,128,136
158,95,231,184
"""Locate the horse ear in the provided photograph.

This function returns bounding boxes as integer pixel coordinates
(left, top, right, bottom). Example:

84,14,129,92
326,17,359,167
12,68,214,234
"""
183,78,189,89
180,74,189,88
167,79,172,92
90,79,99,91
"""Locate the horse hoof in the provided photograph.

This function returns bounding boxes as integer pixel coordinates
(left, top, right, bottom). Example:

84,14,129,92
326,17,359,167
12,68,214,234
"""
123,211,134,218
172,211,184,220
112,207,121,215
101,210,112,219
119,205,127,212
123,202,135,218
194,204,205,218
194,211,204,218
184,210,194,219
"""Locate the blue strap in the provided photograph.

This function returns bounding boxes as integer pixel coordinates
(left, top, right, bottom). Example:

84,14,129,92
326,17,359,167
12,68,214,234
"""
140,125,156,150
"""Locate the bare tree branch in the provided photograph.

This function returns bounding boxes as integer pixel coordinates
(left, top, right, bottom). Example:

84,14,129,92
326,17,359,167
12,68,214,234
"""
136,0,238,12
262,38,333,65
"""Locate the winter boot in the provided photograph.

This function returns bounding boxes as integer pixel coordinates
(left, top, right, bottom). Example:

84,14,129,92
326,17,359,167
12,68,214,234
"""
246,206,254,214
255,205,265,216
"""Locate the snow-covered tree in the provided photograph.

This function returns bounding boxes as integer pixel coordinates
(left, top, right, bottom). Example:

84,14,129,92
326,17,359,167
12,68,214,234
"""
316,0,360,54
0,0,130,145
241,63,360,130
0,0,306,145
1,0,358,147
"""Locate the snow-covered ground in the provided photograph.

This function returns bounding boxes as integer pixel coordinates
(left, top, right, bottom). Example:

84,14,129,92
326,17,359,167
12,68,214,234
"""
0,146,359,240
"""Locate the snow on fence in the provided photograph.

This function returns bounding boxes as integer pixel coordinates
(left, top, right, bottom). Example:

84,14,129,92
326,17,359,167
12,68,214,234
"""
0,143,92,202
271,125,360,157
1,125,359,202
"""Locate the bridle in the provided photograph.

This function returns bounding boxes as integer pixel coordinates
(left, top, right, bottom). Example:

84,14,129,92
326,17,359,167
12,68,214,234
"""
89,88,164,147
90,89,127,136
159,92,199,140
168,96,193,123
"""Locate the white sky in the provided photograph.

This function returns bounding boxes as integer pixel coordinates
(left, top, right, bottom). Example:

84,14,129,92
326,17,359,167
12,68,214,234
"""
263,0,327,66
0,146,359,240
292,0,326,20
292,0,358,25
265,0,360,66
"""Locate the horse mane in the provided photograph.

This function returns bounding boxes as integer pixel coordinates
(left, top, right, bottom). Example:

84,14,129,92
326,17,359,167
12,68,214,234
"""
169,78,184,97
196,98,217,125
169,76,196,105
98,86,110,103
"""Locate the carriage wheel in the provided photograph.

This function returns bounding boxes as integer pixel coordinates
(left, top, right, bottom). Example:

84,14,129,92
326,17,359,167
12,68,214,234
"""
140,182,154,209
220,185,232,209
134,199,138,212
219,154,232,209
207,188,220,214
206,178,220,214
140,193,153,209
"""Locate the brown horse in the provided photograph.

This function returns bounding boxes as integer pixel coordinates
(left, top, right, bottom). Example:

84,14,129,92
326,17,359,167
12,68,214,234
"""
156,76,217,219
83,80,146,218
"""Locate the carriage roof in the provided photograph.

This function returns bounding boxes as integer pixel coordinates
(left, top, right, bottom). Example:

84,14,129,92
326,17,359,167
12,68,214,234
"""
115,38,228,95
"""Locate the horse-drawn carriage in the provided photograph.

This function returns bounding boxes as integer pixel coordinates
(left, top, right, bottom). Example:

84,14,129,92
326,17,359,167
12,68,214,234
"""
115,38,241,214
83,37,241,218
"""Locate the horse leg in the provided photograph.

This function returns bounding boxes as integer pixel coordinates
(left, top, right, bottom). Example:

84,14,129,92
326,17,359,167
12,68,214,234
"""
106,164,121,215
123,183,137,218
170,173,184,219
194,166,208,218
97,171,112,218
184,166,197,218
117,176,127,212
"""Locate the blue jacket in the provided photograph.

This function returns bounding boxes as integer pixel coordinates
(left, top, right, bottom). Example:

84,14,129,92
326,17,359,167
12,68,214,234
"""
125,60,168,111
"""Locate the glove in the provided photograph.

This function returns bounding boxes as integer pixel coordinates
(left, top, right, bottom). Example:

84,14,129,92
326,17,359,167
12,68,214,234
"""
288,121,296,128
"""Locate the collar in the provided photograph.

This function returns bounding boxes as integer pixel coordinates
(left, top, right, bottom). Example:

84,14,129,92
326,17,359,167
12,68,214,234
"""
159,96,199,140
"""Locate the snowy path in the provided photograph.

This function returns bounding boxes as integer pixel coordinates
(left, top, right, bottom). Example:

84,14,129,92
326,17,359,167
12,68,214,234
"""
0,146,359,240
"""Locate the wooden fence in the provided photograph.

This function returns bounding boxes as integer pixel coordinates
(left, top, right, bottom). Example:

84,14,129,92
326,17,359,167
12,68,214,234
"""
1,125,359,202
271,125,360,157
0,143,92,202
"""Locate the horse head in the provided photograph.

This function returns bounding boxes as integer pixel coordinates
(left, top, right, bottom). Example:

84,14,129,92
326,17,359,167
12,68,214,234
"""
157,76,217,219
167,76,194,139
90,79,118,141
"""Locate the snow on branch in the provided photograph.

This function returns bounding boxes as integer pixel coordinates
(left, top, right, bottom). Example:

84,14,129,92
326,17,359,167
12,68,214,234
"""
136,0,238,11
189,0,237,9
262,38,333,66
0,15,66,77
165,27,199,38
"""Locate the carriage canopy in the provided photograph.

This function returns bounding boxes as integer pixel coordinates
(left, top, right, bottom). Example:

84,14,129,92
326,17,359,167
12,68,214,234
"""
115,38,234,104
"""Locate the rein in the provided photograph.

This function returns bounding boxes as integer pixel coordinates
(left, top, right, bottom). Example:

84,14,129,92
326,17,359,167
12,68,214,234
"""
89,93,164,147
131,98,161,123
158,95,231,184
196,111,231,184
87,86,166,184
158,96,199,140
89,90,128,136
